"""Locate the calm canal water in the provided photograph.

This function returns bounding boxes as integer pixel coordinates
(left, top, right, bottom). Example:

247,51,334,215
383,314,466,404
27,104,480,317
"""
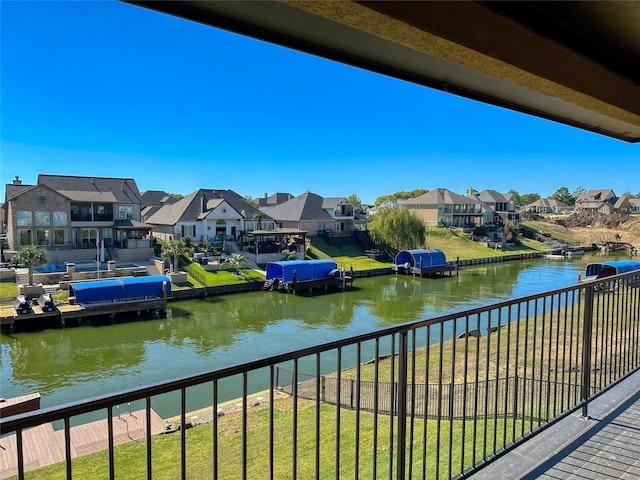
0,252,621,420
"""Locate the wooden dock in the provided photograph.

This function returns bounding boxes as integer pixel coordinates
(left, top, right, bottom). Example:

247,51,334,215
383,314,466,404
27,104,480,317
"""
0,408,166,478
0,298,167,330
391,263,458,277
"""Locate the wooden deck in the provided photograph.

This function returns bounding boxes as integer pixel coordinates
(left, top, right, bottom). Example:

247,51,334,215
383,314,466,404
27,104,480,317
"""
0,408,166,478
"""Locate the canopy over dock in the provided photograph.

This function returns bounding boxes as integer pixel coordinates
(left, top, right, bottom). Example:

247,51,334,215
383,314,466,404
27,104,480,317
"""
266,260,337,283
391,249,457,278
68,275,171,304
585,260,640,279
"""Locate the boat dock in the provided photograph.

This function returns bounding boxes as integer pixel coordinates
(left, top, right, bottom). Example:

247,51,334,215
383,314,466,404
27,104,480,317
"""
0,406,166,478
286,274,354,294
0,298,168,330
394,263,458,278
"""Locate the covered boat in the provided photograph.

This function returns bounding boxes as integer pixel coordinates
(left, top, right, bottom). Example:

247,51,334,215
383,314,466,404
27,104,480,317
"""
391,249,457,277
264,259,352,293
68,275,171,304
265,259,337,283
584,260,640,279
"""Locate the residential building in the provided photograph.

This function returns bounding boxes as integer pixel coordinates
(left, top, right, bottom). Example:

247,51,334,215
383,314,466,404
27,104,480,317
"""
404,188,483,227
3,174,152,263
141,190,178,222
521,198,573,214
259,191,367,235
257,192,294,207
573,189,633,214
629,198,640,213
467,189,520,225
145,188,274,242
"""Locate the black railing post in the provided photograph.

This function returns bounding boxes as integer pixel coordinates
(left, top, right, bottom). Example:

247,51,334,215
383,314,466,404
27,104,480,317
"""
396,330,408,479
581,285,595,418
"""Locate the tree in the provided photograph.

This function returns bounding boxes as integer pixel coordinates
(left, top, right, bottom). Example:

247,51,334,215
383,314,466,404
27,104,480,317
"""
520,192,541,207
507,189,522,206
373,188,429,207
228,253,247,275
550,186,574,205
368,207,426,252
161,240,186,273
253,210,266,230
572,186,586,201
243,195,258,207
10,245,49,286
347,193,363,211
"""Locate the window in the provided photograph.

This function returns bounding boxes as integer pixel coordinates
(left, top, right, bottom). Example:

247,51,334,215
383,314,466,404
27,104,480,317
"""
35,211,50,226
94,204,113,221
181,224,196,238
119,205,133,219
19,229,32,246
244,221,256,231
318,222,326,231
53,211,67,226
36,229,50,246
17,211,32,226
71,203,92,221
54,229,68,245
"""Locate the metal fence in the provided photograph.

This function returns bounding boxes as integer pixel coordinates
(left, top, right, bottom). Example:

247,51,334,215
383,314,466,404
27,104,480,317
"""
1,269,639,479
277,370,584,422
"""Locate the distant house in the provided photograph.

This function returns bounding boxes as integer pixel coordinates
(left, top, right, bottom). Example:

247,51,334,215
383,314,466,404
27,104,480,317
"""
141,190,178,222
3,174,152,263
146,189,275,242
629,198,640,213
257,192,294,207
574,189,633,214
404,188,483,227
467,189,520,224
522,198,573,214
259,191,367,234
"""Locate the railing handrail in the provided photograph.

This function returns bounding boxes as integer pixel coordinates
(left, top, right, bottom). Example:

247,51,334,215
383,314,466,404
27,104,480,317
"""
1,270,631,434
2,268,639,479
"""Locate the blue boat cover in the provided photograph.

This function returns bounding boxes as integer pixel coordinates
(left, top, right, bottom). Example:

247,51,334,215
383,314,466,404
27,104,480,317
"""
394,249,447,267
266,259,337,283
585,260,640,279
69,275,171,304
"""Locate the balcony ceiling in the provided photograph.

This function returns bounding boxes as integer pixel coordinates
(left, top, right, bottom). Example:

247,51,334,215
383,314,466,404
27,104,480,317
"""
129,1,640,142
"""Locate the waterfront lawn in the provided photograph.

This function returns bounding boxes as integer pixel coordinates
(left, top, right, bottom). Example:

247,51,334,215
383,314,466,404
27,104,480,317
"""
307,235,392,270
18,397,519,480
0,281,19,300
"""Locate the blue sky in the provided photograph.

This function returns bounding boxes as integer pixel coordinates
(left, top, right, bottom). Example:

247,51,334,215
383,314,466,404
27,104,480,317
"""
2,1,638,205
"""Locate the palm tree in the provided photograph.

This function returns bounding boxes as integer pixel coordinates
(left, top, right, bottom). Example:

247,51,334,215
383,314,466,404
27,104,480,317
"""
10,245,49,286
228,253,247,275
253,210,266,230
161,240,186,273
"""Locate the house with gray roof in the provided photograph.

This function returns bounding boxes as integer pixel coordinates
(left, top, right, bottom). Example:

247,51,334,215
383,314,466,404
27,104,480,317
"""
629,198,640,213
574,189,633,214
141,190,178,222
259,192,367,236
467,189,520,224
257,192,294,207
3,174,152,263
145,189,275,242
522,198,573,214
404,188,483,228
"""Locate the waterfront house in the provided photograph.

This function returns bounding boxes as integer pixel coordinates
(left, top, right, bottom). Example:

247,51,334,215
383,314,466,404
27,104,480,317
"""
259,192,368,242
404,188,484,228
256,192,294,207
3,174,152,263
521,198,573,214
141,190,178,222
467,189,520,225
629,198,640,213
574,189,633,214
145,188,275,243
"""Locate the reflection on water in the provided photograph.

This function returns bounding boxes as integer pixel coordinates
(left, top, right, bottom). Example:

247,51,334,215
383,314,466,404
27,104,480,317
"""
0,252,624,418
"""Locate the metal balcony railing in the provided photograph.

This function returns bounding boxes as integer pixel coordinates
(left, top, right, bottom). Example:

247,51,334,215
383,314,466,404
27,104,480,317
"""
1,270,639,479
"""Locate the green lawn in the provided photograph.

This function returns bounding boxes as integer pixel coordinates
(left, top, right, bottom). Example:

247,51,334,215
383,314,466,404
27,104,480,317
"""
15,397,519,480
0,281,19,299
